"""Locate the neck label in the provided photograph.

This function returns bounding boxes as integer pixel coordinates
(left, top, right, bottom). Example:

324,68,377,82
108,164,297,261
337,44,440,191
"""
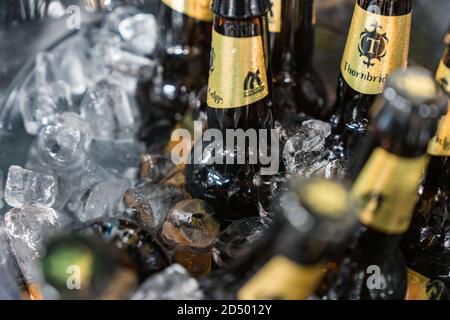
268,0,282,33
428,60,450,156
161,0,213,22
340,3,411,95
207,30,269,109
352,148,429,234
405,268,445,300
238,255,324,300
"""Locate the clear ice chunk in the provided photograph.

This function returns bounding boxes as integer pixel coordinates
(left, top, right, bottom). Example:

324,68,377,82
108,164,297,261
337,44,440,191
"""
88,139,142,180
19,80,73,135
71,178,131,223
80,79,135,141
36,113,93,171
118,13,158,55
3,206,60,258
213,217,271,267
54,50,87,96
132,264,204,300
162,199,220,249
282,119,332,176
124,184,189,234
4,166,57,208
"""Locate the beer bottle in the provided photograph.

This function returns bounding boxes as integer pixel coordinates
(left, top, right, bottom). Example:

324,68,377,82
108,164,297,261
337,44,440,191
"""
83,219,170,282
200,178,357,300
185,0,274,226
401,28,450,288
136,0,213,149
320,68,447,300
328,0,412,159
271,0,327,121
41,234,138,299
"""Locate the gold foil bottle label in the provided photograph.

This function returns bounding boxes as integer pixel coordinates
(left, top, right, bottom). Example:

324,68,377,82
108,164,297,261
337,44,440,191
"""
238,256,324,300
428,60,450,156
161,0,213,22
405,269,444,300
207,30,269,109
352,148,429,234
340,3,411,95
268,0,282,33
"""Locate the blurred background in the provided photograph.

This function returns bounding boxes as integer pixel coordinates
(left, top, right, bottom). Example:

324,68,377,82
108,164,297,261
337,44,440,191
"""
0,0,449,106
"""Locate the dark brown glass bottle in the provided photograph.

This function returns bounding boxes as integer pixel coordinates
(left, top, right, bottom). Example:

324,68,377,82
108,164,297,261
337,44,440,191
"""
186,0,274,226
328,0,412,159
320,68,447,300
271,0,327,121
136,0,213,149
200,178,357,300
401,28,450,289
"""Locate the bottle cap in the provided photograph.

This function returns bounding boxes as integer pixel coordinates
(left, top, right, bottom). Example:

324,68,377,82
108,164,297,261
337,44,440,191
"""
280,177,357,245
212,0,270,19
370,67,448,154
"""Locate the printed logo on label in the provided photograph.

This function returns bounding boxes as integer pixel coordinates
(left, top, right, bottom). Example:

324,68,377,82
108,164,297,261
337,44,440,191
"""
341,3,411,95
358,22,389,68
243,70,265,98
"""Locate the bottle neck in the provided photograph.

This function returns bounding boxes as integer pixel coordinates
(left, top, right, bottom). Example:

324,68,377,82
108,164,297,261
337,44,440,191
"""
157,2,212,59
271,0,315,73
421,156,450,198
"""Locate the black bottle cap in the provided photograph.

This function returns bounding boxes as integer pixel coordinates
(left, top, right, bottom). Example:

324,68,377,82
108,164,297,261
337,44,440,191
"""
212,0,270,19
370,67,448,154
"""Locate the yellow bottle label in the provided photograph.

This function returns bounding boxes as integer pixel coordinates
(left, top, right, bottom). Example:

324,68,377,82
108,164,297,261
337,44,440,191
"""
340,3,411,95
352,148,429,234
207,30,269,109
428,60,450,156
405,269,443,300
237,256,324,300
268,0,282,33
161,0,213,22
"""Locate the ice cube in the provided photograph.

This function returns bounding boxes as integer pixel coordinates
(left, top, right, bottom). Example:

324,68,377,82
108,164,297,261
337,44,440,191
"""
132,264,204,300
0,171,4,210
88,139,142,180
213,216,271,267
0,227,9,265
140,154,176,183
54,50,87,96
325,159,348,180
118,13,158,55
124,184,189,234
161,199,220,249
282,120,332,175
254,172,290,217
4,166,57,208
36,113,92,171
19,80,73,135
103,6,142,32
3,206,60,258
80,79,135,141
73,178,131,223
